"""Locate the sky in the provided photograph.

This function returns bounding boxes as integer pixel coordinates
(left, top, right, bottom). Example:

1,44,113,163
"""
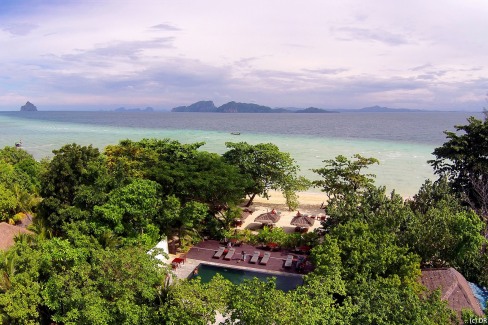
0,0,487,111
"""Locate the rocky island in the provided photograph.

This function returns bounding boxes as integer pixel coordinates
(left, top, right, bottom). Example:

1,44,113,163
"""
172,101,335,113
20,101,38,111
172,101,422,113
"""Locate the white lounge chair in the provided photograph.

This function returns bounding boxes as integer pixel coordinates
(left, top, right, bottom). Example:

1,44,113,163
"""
260,252,271,265
224,248,235,260
284,254,293,268
213,246,225,258
249,251,260,263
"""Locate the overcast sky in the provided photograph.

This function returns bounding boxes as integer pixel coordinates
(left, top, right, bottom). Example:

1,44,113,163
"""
0,0,487,111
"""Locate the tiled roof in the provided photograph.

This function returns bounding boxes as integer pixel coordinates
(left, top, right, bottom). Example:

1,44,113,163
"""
421,268,484,317
0,222,33,251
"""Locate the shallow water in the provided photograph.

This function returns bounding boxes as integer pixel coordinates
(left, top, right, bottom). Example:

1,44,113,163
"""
0,111,481,197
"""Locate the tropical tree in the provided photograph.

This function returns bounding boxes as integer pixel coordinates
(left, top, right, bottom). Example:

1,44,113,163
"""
312,154,379,200
92,179,163,244
148,151,248,210
105,139,248,210
0,151,41,222
0,237,168,325
430,114,488,225
40,144,104,205
404,203,484,269
223,142,307,207
163,274,232,324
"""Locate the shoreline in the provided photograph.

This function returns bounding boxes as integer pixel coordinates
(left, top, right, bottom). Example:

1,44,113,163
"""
252,189,412,212
251,190,326,213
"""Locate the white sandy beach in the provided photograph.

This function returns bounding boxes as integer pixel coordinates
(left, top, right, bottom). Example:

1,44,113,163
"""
238,190,327,233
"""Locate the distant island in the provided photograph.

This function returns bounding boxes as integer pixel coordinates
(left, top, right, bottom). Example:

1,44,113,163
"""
295,107,338,113
171,101,422,113
20,101,37,111
172,101,337,113
115,107,154,112
357,105,422,113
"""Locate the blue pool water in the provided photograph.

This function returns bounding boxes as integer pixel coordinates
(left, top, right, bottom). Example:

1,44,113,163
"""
190,263,303,292
469,282,488,311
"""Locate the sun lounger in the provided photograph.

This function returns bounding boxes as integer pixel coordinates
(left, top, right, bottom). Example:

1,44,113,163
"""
213,246,225,258
260,252,271,265
224,248,235,260
249,251,260,263
284,254,293,268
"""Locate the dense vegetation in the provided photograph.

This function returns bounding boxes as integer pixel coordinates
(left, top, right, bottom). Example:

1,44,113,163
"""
0,114,487,324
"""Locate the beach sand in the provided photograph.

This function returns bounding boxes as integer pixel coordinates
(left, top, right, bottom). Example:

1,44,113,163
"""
238,190,327,233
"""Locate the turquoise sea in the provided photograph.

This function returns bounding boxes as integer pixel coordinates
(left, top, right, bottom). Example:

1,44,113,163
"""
0,111,482,197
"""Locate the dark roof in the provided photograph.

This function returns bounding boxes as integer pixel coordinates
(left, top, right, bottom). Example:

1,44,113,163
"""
421,268,484,317
0,222,33,251
254,212,281,224
290,215,315,227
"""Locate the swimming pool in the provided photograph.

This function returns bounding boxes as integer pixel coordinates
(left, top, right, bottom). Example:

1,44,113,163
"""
190,263,303,292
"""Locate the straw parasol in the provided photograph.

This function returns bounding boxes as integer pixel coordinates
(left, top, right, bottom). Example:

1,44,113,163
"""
240,211,251,221
290,215,315,227
254,211,281,224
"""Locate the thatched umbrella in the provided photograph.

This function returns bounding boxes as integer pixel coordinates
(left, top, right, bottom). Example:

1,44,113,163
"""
254,212,281,224
290,215,315,227
239,211,251,221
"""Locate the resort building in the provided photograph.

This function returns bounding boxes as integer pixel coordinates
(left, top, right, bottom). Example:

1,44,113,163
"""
0,222,33,251
421,268,484,318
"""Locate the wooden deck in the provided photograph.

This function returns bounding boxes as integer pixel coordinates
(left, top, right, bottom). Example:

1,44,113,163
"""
185,240,310,275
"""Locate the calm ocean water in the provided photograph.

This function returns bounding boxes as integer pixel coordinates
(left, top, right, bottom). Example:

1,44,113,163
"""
0,111,483,197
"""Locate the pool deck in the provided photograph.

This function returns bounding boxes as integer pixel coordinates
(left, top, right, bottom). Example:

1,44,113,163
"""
172,240,309,280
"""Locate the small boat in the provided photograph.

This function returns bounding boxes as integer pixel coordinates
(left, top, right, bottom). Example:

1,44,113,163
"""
15,140,22,148
231,132,241,135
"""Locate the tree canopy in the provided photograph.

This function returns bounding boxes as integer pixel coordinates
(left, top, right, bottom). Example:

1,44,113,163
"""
430,114,488,222
313,154,379,200
1,136,485,323
223,142,308,207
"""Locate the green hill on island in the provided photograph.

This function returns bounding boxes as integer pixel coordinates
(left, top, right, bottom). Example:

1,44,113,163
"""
171,101,422,113
172,101,337,113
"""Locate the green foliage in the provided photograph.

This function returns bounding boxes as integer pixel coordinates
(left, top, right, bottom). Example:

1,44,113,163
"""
40,143,103,204
223,142,307,207
409,177,462,215
93,179,162,242
430,115,488,219
105,138,204,179
351,277,457,325
2,137,481,324
158,195,208,250
407,178,487,285
225,278,295,324
0,146,41,191
404,202,485,268
164,274,232,324
313,154,379,200
323,185,410,233
105,139,248,210
149,151,248,210
0,183,17,222
254,226,288,246
0,237,167,325
283,176,311,211
38,144,110,234
0,149,41,221
312,221,421,287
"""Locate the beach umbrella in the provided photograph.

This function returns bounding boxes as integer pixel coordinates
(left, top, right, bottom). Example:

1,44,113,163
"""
240,211,251,221
254,212,281,224
290,215,315,227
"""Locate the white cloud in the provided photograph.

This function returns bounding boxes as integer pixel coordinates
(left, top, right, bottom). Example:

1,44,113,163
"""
0,0,487,110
